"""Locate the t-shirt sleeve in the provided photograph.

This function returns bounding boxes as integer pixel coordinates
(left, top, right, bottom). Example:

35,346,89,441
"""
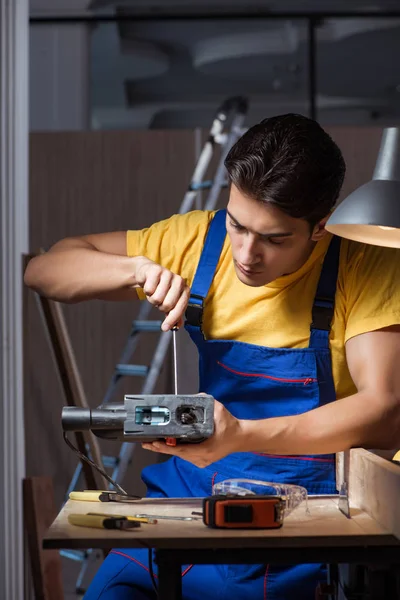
343,240,400,342
126,210,215,298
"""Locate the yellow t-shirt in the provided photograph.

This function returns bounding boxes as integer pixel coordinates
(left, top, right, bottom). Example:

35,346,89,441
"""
127,210,400,400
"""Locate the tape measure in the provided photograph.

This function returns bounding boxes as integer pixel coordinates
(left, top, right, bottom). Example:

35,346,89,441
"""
203,495,285,529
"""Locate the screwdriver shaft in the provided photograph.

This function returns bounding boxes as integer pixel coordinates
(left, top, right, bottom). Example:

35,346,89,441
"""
172,327,178,395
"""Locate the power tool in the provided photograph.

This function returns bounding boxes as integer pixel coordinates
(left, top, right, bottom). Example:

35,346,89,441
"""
61,327,215,495
62,393,215,444
62,328,214,445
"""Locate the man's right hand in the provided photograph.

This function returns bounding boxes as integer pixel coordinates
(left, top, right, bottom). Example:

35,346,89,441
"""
23,232,191,328
133,257,190,331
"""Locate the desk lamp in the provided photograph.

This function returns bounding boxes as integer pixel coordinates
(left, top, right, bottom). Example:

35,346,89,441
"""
326,127,400,248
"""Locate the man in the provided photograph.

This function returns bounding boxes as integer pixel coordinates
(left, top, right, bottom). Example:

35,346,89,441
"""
25,114,400,599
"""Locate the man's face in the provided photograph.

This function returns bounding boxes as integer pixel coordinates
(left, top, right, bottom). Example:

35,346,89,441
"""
226,185,327,287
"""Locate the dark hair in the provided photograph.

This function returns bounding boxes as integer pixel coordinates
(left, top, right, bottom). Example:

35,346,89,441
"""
224,114,346,228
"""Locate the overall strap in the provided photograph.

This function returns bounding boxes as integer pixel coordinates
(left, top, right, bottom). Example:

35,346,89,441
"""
185,209,227,332
309,235,341,349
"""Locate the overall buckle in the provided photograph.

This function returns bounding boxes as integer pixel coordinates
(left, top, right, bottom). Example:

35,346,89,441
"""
185,294,204,328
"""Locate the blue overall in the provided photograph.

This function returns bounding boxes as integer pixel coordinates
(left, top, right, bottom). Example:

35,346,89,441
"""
85,210,340,600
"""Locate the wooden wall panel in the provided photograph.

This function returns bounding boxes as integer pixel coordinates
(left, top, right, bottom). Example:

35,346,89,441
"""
326,127,383,201
25,126,385,510
26,131,196,507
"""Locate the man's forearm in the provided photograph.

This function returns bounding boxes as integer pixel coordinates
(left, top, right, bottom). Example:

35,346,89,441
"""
238,390,400,455
24,239,139,302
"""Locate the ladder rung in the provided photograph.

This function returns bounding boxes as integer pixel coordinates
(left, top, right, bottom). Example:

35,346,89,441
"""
60,549,88,562
115,364,149,377
190,180,213,191
132,320,163,332
102,455,119,468
189,180,228,191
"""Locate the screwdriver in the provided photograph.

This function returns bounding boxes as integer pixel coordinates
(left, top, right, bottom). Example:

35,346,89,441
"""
166,326,179,447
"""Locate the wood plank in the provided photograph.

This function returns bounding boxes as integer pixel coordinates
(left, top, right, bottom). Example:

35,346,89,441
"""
34,288,106,491
349,448,400,540
335,450,350,492
43,497,397,551
24,477,64,600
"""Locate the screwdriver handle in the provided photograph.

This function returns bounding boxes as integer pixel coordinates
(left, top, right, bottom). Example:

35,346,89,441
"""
69,491,105,502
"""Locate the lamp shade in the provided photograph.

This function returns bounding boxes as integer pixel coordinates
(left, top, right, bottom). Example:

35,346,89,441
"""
325,128,400,248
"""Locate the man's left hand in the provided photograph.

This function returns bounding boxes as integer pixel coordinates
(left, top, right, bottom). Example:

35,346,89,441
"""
141,399,244,468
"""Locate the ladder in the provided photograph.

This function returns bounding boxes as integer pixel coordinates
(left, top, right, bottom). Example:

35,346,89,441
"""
68,95,248,493
67,96,248,593
105,96,248,486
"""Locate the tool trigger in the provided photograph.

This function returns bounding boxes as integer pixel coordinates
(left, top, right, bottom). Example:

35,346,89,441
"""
165,437,177,447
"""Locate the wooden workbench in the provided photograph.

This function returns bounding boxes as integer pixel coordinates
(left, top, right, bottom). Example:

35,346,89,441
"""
43,449,400,599
45,496,394,551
